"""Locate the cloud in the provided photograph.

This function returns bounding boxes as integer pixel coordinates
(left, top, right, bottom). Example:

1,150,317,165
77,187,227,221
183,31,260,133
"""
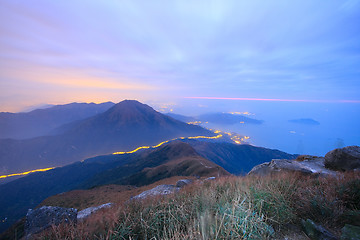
0,0,360,110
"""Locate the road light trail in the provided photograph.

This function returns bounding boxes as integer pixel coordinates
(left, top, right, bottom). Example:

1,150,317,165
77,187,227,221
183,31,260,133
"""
113,134,223,155
0,167,55,179
0,130,248,179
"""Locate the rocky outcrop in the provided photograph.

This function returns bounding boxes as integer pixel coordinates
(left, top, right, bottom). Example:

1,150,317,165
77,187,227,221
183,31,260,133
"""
77,203,113,220
132,185,180,200
301,219,338,240
176,179,193,188
248,156,337,177
248,146,360,177
325,146,360,171
25,206,77,237
341,224,360,240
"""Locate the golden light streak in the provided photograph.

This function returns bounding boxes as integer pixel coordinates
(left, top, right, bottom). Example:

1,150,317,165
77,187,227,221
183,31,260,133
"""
0,167,55,180
113,134,223,155
0,132,248,180
229,111,253,116
187,121,202,125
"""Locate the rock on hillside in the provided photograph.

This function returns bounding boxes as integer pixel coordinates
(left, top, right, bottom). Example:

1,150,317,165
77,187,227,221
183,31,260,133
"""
324,146,360,171
77,203,113,220
248,155,337,177
248,146,360,176
132,185,180,200
25,206,77,237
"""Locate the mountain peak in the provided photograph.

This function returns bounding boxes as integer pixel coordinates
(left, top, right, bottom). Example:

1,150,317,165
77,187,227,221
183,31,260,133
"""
102,100,160,124
112,99,149,109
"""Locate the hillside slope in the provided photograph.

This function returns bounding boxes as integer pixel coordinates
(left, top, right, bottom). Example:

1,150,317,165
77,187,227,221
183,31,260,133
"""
0,141,225,233
82,142,229,188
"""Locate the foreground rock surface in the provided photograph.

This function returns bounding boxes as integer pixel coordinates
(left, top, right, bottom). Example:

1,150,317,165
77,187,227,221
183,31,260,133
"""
77,203,113,220
248,156,337,177
132,184,180,200
301,219,338,240
175,179,193,188
25,206,77,237
325,146,360,171
341,224,360,240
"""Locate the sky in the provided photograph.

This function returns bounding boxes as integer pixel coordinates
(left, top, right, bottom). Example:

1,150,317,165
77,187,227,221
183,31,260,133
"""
1,0,360,112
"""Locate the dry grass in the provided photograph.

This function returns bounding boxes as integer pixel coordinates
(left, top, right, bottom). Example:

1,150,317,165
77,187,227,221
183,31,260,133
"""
40,176,197,211
29,172,360,239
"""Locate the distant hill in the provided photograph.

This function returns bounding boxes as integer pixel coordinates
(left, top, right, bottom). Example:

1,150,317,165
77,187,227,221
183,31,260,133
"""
288,118,320,125
198,113,263,125
81,142,229,188
0,141,228,233
0,100,212,175
186,140,297,174
166,112,263,125
0,102,115,139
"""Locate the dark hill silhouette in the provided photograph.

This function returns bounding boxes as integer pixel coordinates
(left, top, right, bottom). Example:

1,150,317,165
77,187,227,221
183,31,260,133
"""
198,113,263,125
0,100,213,175
288,118,320,125
0,102,115,139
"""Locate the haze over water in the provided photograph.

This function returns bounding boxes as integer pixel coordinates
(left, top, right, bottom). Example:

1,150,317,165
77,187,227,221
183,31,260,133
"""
165,99,360,156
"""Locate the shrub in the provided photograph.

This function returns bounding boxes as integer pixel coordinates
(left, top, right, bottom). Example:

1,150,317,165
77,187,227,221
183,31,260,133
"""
337,178,360,210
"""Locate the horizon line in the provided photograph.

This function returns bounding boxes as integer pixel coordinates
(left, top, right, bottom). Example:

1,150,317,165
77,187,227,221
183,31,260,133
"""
184,97,360,103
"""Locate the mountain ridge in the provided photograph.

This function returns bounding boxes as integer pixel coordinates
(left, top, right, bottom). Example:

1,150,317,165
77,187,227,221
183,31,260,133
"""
0,102,115,139
0,100,213,175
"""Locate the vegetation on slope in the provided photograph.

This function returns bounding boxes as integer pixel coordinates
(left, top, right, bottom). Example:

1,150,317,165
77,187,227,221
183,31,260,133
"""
36,172,359,240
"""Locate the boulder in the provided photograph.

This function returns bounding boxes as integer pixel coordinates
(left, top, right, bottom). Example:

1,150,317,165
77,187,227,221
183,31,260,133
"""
25,206,77,237
341,224,360,240
248,159,309,176
248,157,337,177
77,203,113,220
325,146,360,171
204,176,216,181
132,185,180,200
176,179,193,188
301,219,338,240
